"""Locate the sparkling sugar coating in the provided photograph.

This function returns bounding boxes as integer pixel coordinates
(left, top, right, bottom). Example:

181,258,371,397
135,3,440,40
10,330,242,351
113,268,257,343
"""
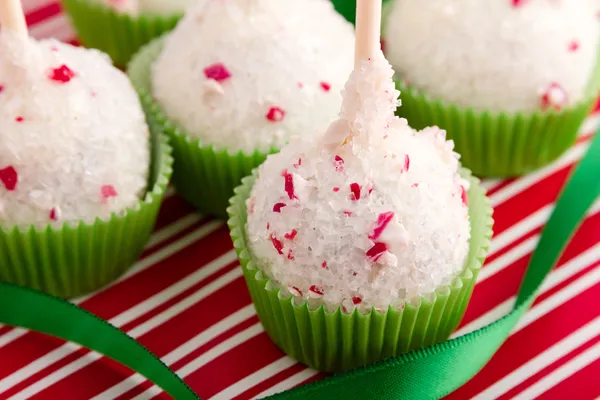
0,33,150,228
384,0,600,113
151,0,355,153
246,52,470,313
103,0,198,16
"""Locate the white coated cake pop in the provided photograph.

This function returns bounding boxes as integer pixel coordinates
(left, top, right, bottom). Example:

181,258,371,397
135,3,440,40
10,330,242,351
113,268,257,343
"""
384,0,600,113
103,0,198,16
151,0,355,153
0,32,150,228
245,50,470,314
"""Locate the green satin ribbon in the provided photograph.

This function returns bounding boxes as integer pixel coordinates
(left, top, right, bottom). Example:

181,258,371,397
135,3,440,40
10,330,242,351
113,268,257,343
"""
0,127,597,399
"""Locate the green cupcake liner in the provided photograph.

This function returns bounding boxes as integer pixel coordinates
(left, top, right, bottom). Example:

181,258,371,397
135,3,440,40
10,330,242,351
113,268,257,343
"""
61,0,182,67
128,37,277,219
393,56,600,178
227,169,493,372
0,125,173,299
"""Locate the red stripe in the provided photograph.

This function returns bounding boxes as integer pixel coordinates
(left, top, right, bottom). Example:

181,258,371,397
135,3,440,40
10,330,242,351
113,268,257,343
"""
447,281,600,399
234,363,309,400
24,2,61,27
542,356,600,399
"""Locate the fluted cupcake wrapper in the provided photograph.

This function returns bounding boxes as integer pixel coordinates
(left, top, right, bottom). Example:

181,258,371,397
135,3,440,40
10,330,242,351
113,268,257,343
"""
0,127,173,299
128,37,277,219
61,0,182,67
227,169,493,372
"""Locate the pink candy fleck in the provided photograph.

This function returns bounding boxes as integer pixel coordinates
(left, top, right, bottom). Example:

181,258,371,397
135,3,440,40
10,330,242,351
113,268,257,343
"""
333,187,340,192
369,212,395,240
322,261,328,269
0,85,4,94
320,82,331,92
273,202,287,213
48,65,75,83
266,106,285,122
350,183,361,201
568,40,580,52
334,155,344,172
293,158,302,168
282,170,297,200
101,184,118,199
287,249,295,260
366,242,388,262
15,116,23,123
309,285,325,295
461,186,469,206
290,286,303,296
403,154,410,172
344,211,353,216
284,229,298,240
203,63,231,82
0,166,18,191
270,234,284,255
541,82,568,111
49,208,58,221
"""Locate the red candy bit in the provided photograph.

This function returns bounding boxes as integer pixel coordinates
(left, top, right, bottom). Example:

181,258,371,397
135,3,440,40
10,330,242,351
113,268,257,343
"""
48,65,75,83
284,229,297,240
273,202,287,213
403,154,410,172
0,85,4,94
333,187,340,192
282,170,297,200
540,82,568,111
287,249,295,260
352,271,358,277
203,63,231,82
568,40,580,52
266,106,286,122
289,286,303,296
511,0,527,7
333,155,344,172
352,296,362,305
266,222,270,230
101,185,118,201
321,261,328,269
366,242,388,262
0,166,18,191
309,285,325,296
320,82,331,92
350,182,361,201
270,234,284,255
15,116,23,123
344,211,353,216
460,186,469,206
369,211,395,240
49,208,58,221
293,158,302,168
380,39,386,54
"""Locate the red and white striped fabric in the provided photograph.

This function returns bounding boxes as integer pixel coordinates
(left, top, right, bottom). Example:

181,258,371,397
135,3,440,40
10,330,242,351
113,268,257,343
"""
1,2,599,399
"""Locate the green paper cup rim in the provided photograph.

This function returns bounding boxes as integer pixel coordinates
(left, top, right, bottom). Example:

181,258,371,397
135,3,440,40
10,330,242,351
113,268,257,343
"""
227,167,494,317
127,36,279,159
0,131,173,234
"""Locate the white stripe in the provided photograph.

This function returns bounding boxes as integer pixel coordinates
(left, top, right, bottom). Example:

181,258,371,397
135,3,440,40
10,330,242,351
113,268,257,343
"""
253,369,319,400
453,244,600,337
511,340,600,400
472,316,600,400
29,14,75,41
479,179,502,192
8,255,242,400
91,305,257,400
0,224,227,396
0,329,27,349
209,357,298,400
135,323,265,400
579,114,600,136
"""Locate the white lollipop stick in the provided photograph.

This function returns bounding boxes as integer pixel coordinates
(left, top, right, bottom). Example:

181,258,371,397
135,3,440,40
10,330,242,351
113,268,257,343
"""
0,0,28,37
354,0,382,67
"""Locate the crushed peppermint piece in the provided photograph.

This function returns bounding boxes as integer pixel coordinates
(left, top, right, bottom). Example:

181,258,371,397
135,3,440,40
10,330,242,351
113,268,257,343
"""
289,286,303,296
343,211,352,216
334,155,344,172
287,249,295,260
352,296,362,305
461,186,468,206
270,234,284,255
568,40,580,52
273,202,287,213
203,63,231,82
0,85,4,94
282,171,297,200
322,261,328,269
366,242,388,262
0,166,18,191
101,185,118,199
350,182,361,200
15,116,24,123
297,82,304,89
284,229,298,240
266,222,270,230
369,212,395,240
309,285,325,296
320,82,331,92
540,82,568,111
403,154,410,172
333,187,340,192
293,158,302,168
49,208,58,221
266,106,286,122
48,64,75,83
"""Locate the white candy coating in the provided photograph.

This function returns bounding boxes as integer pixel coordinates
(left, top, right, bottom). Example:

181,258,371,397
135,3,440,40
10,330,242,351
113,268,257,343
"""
384,0,600,113
103,0,197,15
151,0,355,153
246,51,470,313
0,33,150,228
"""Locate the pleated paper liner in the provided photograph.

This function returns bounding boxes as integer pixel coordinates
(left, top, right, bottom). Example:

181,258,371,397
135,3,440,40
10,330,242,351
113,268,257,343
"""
393,53,600,178
128,37,277,219
227,169,493,372
0,126,173,299
61,0,182,67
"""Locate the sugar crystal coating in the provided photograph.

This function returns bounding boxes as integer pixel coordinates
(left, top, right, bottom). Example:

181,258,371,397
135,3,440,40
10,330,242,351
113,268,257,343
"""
103,0,198,16
246,51,470,313
151,0,355,153
0,33,150,228
385,0,600,113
